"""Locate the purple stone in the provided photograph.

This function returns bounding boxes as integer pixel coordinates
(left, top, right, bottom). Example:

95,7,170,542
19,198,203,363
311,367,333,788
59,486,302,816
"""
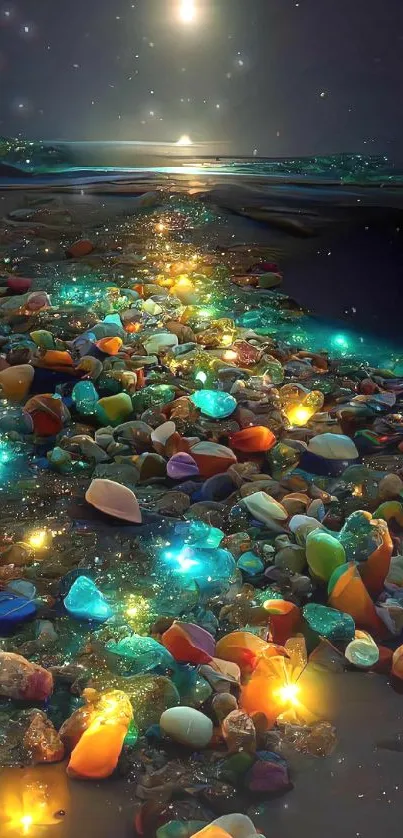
245,751,291,794
179,622,216,657
167,452,199,480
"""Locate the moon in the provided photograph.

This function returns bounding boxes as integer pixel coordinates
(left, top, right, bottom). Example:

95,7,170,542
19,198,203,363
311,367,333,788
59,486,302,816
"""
179,0,196,23
176,135,193,146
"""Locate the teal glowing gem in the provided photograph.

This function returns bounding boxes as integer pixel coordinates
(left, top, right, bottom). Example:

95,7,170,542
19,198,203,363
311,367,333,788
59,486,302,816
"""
0,437,16,465
190,389,236,419
171,665,212,707
106,633,175,676
237,551,264,576
163,546,236,595
72,380,99,416
338,510,378,562
303,603,355,643
64,576,113,622
179,520,224,549
103,313,123,327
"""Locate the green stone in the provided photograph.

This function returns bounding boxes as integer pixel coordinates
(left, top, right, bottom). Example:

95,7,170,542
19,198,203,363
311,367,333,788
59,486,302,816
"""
218,751,256,783
306,531,346,582
265,443,300,479
156,822,207,838
123,718,139,748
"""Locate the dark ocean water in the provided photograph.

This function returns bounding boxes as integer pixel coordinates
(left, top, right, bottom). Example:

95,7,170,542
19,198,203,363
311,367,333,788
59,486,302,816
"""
1,137,402,349
1,137,403,184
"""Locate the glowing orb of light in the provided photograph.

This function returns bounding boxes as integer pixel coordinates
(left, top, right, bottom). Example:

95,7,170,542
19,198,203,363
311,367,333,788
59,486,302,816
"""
288,405,312,427
176,134,193,146
20,815,34,834
28,530,48,550
277,682,300,706
179,0,196,23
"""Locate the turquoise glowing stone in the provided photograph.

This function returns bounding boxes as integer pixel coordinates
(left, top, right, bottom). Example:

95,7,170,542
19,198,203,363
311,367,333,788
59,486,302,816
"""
237,551,264,576
190,389,237,419
303,603,355,643
176,520,224,549
164,545,236,595
64,576,113,622
106,634,174,676
72,380,99,416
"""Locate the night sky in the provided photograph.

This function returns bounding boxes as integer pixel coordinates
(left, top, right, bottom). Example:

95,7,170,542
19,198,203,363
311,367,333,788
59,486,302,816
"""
0,0,402,157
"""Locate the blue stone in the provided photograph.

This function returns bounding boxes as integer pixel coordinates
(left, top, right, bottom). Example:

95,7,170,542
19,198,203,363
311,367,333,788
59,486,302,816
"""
64,576,113,622
190,389,237,419
106,634,174,676
237,551,265,576
0,592,37,635
200,473,237,502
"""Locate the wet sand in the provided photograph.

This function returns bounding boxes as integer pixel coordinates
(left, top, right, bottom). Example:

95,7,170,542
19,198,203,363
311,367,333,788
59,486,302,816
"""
1,183,402,339
1,182,403,837
1,670,403,838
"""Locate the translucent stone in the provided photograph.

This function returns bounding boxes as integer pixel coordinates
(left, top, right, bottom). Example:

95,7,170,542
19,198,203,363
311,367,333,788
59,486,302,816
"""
345,634,379,668
338,510,378,562
106,633,175,676
0,364,34,401
160,545,236,597
307,433,358,460
302,603,355,643
265,442,300,479
306,530,346,582
262,356,284,385
190,389,237,419
171,665,213,708
237,551,264,576
176,520,224,549
72,380,99,415
243,492,288,524
64,577,113,622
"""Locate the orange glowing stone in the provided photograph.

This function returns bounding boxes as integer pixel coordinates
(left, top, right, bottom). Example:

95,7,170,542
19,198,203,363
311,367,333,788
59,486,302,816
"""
328,563,385,636
96,337,123,356
229,426,276,453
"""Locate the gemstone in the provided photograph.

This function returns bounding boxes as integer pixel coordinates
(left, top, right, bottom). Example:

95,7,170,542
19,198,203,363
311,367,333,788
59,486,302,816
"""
190,390,237,419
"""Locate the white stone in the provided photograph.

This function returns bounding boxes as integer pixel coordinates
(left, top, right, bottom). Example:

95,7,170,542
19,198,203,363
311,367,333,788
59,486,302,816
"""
144,332,178,355
308,433,358,460
151,421,176,448
243,491,288,523
160,707,213,749
142,298,163,315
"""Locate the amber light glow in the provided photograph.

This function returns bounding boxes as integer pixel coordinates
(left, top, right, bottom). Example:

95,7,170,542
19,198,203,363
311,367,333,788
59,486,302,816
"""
287,405,313,427
277,681,300,706
28,530,49,550
20,815,33,835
